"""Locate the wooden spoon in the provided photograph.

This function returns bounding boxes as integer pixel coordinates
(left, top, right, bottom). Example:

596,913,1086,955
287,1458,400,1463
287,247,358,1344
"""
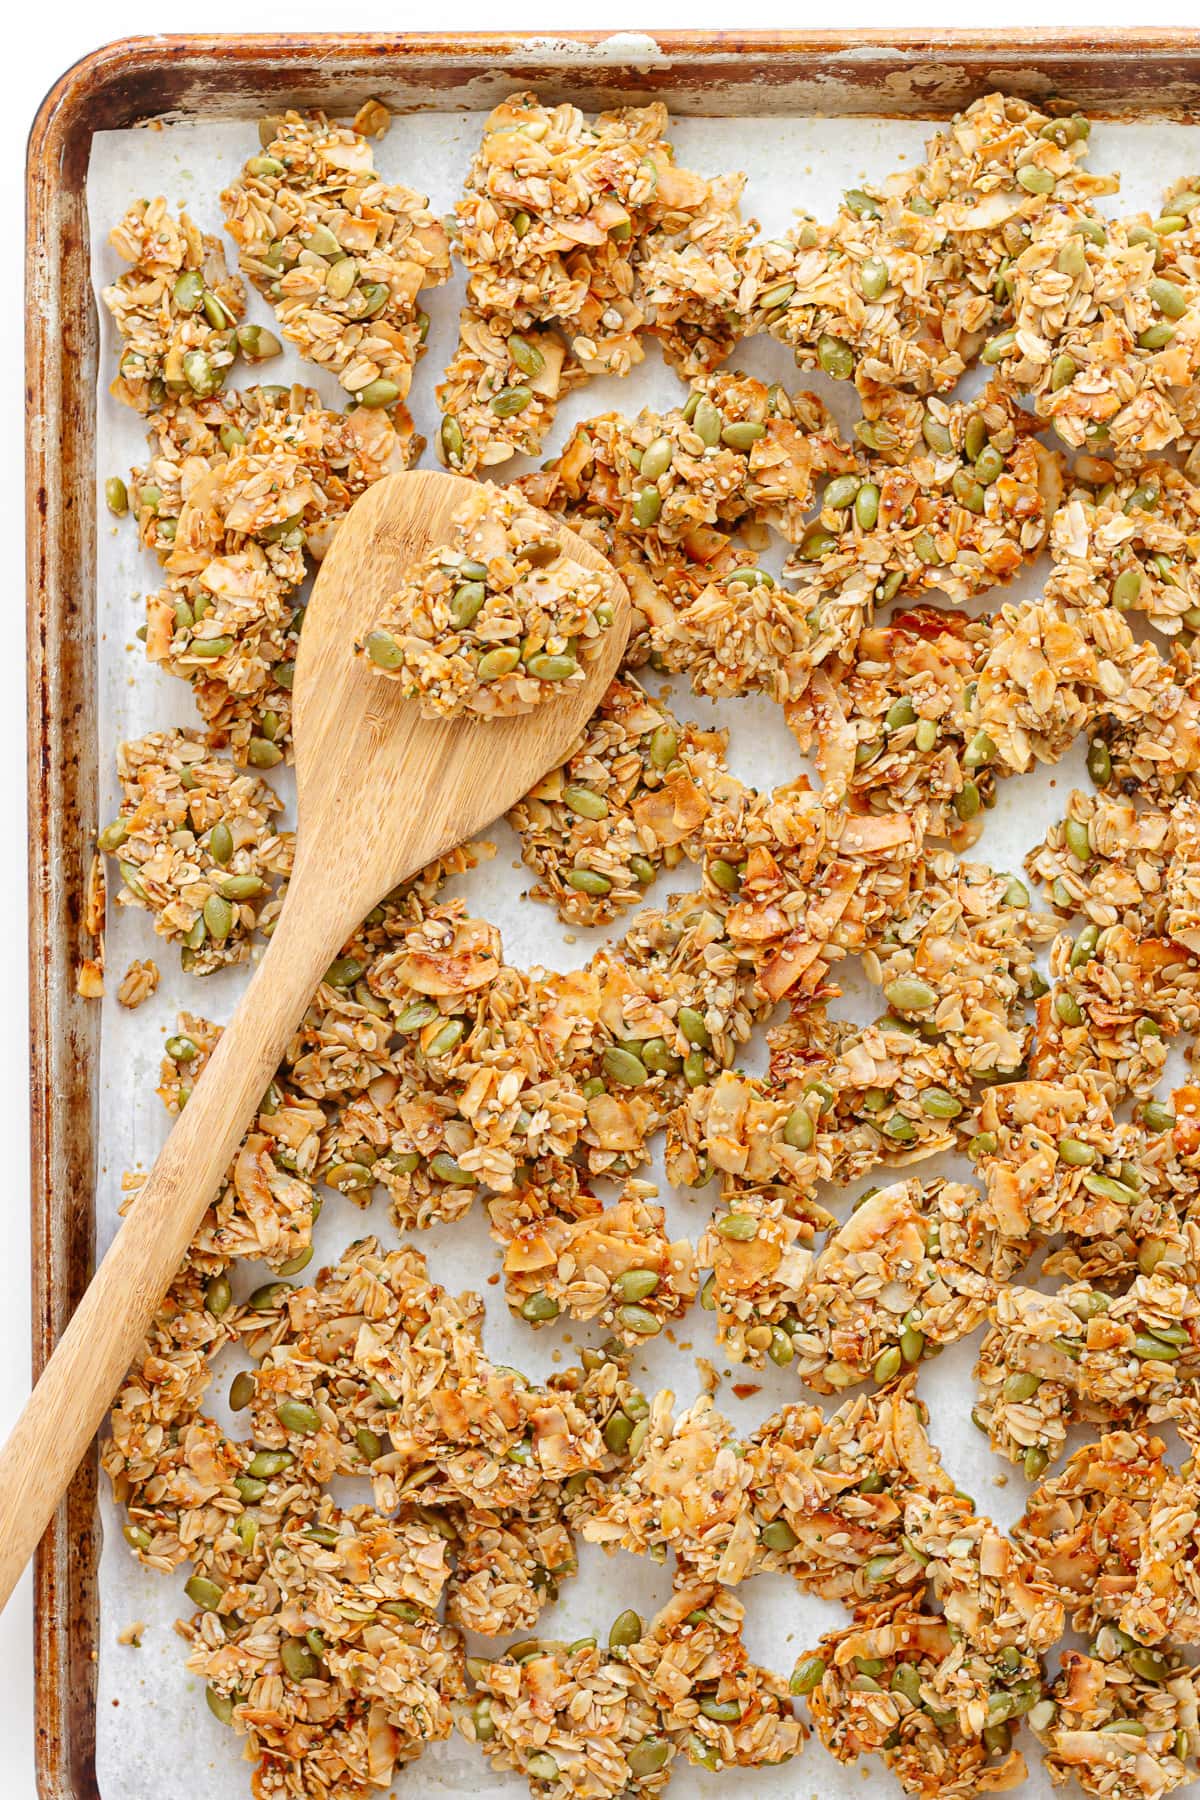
0,469,630,1608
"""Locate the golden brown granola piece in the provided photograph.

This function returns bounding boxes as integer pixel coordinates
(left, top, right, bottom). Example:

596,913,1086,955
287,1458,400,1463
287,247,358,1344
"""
222,106,451,405
362,484,611,718
101,730,292,973
1032,1646,1200,1800
507,676,733,926
798,1601,1030,1797
102,197,247,413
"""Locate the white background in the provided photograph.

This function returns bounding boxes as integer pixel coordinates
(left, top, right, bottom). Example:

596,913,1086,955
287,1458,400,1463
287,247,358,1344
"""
5,10,1199,1798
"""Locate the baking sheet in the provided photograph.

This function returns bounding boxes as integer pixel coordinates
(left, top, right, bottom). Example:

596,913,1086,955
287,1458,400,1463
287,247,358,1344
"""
85,103,1200,1799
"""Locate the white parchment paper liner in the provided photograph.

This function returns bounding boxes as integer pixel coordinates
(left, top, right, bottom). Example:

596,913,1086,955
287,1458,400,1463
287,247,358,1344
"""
85,104,1200,1799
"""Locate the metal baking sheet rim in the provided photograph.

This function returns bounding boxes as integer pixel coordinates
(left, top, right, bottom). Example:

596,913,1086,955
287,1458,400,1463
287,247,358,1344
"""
25,29,1200,1800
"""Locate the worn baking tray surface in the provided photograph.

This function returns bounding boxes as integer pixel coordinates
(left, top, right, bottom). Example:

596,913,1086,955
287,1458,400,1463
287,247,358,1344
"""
28,31,1200,1800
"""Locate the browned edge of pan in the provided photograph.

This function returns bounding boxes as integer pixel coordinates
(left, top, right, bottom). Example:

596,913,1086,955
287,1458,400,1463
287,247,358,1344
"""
25,29,1200,1798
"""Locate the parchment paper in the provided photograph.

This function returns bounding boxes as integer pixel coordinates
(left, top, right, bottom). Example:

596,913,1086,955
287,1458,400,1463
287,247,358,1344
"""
85,96,1200,1800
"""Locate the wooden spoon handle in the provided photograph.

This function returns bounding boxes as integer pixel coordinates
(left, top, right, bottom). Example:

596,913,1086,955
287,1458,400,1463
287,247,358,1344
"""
0,897,335,1610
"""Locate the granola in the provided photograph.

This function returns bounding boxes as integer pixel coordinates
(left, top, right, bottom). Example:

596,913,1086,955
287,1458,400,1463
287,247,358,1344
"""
361,484,612,717
96,86,1200,1800
221,102,451,409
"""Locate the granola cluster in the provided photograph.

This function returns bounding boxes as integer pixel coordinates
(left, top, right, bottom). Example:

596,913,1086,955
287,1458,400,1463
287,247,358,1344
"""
94,85,1200,1800
221,101,451,411
362,484,613,717
436,93,757,472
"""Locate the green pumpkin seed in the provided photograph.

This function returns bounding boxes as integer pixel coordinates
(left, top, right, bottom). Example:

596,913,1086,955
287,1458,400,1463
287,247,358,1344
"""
964,730,996,767
229,1371,255,1411
693,397,723,445
609,1608,642,1649
357,378,401,408
218,874,266,901
203,894,234,942
899,1324,926,1364
477,647,521,682
172,269,205,313
919,1087,962,1119
844,188,881,217
1142,1100,1176,1132
526,653,577,681
1050,352,1077,391
247,736,282,769
1134,1332,1183,1361
1054,991,1084,1027
715,1213,758,1241
849,482,877,529
790,1655,826,1696
824,475,860,511
276,1399,320,1435
248,1281,290,1312
430,1152,476,1186
616,1303,661,1337
205,1274,233,1318
759,279,796,312
698,1697,742,1721
1056,238,1088,278
185,1575,224,1611
449,581,486,629
769,1327,794,1367
206,1686,235,1724
567,868,612,895
604,1410,634,1454
874,1346,903,1383
678,1006,710,1047
633,485,662,528
620,1733,670,1779
364,630,404,670
1063,817,1091,863
884,977,937,1013
721,420,766,451
860,257,889,300
760,1519,799,1552
817,333,854,380
783,1105,815,1151
952,470,986,512
1017,164,1056,195
981,330,1017,365
440,416,464,463
183,350,220,397
886,696,917,731
614,1269,660,1304
1087,739,1112,786
105,475,129,517
235,324,282,361
883,1116,917,1144
281,1637,320,1682
561,784,608,822
1057,1137,1097,1166
1150,277,1189,319
640,436,674,481
248,1449,294,1478
189,634,234,659
521,1291,560,1323
1128,1647,1172,1682
602,1046,647,1086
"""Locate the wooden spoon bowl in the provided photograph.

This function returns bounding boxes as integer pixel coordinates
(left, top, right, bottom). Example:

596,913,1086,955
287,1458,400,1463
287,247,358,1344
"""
0,469,630,1607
